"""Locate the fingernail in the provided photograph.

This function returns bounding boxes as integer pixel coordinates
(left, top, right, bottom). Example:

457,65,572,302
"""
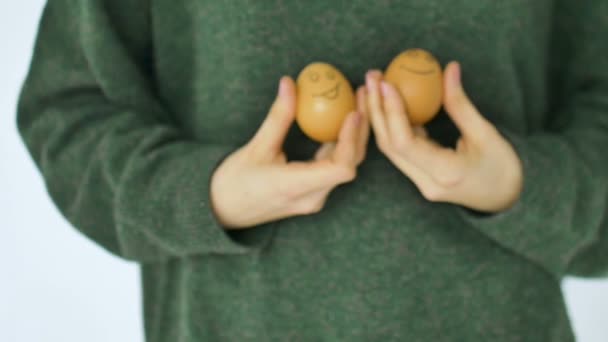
380,81,391,96
449,62,461,88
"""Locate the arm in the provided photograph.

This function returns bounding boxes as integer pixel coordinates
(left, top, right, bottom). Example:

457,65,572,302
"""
18,0,368,262
363,1,608,279
17,0,268,262
456,1,608,278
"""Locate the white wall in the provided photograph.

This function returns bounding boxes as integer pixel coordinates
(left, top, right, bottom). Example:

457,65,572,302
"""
1,2,606,342
0,2,143,342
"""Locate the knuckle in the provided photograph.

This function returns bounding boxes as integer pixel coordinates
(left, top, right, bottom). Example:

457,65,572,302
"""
310,202,325,214
450,89,468,106
268,110,286,128
297,200,325,215
433,170,462,188
447,93,469,115
419,185,444,202
334,165,357,183
343,168,357,182
268,103,292,125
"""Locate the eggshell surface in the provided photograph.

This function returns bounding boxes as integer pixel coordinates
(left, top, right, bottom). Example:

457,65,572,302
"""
384,48,443,125
296,63,355,142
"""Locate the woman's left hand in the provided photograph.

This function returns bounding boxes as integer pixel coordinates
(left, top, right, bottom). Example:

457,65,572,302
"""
363,61,523,213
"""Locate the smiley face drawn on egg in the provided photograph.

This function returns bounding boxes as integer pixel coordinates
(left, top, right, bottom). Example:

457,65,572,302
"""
303,66,342,100
398,49,441,76
384,48,443,125
296,63,355,142
314,83,341,100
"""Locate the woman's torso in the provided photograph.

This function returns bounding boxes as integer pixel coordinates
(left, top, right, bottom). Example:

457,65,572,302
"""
141,1,573,341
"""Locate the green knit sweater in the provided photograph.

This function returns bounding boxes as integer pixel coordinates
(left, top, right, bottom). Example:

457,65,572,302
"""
17,0,608,341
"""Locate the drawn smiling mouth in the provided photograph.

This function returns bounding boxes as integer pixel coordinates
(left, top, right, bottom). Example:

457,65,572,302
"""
401,66,436,75
313,84,340,99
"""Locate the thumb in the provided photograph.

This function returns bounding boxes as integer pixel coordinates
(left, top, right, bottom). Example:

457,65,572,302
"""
443,62,493,143
250,76,297,153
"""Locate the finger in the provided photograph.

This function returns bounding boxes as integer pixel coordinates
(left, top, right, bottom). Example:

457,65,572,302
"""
280,160,355,196
259,188,332,223
365,70,390,149
387,154,446,202
286,188,332,216
413,126,428,139
250,76,296,153
332,111,361,167
401,137,467,187
356,86,371,164
357,86,368,115
443,62,494,144
380,81,414,148
314,142,335,161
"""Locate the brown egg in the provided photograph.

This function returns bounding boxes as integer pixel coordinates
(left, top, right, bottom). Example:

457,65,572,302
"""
384,48,443,125
296,62,356,142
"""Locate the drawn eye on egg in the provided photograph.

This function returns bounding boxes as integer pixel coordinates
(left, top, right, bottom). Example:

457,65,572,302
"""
305,68,341,100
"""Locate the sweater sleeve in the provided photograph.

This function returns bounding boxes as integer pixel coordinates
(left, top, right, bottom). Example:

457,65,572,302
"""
16,0,277,262
455,1,608,278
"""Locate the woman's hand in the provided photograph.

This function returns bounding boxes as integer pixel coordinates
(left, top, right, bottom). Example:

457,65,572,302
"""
363,62,523,213
211,76,370,229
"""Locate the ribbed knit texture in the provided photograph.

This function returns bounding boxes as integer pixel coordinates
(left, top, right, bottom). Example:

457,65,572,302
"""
17,1,608,341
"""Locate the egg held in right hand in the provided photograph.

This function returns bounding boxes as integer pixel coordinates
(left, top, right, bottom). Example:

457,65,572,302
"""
296,62,356,143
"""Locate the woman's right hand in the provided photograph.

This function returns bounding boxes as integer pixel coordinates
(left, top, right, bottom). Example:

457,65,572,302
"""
210,76,370,229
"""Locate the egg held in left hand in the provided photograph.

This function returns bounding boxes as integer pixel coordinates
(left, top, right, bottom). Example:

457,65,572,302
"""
296,62,356,143
384,48,443,125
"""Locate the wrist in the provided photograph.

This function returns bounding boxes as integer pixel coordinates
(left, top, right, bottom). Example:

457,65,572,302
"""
491,154,524,213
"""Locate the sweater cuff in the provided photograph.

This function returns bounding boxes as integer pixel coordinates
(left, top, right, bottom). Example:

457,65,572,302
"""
115,142,278,260
453,127,596,277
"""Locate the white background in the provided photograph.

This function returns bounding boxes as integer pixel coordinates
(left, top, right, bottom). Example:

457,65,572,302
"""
1,2,607,342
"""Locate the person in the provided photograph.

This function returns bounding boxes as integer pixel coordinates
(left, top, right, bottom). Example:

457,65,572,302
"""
17,0,608,341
